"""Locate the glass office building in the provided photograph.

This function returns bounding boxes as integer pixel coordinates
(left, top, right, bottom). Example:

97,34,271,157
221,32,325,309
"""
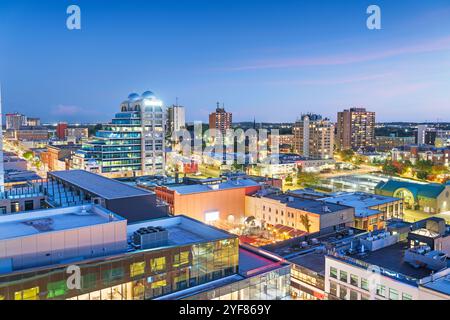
75,91,165,177
0,212,291,301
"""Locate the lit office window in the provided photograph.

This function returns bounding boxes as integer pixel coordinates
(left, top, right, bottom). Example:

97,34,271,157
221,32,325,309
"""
15,287,40,300
150,257,166,272
173,251,189,267
339,271,348,283
130,261,146,277
330,267,338,279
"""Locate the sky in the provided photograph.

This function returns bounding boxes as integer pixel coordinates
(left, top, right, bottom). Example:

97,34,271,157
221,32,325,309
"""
1,0,450,124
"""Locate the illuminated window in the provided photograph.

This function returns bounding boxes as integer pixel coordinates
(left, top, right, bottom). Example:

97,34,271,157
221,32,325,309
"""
173,251,190,267
151,280,167,289
47,280,67,298
339,271,348,283
389,288,399,300
130,261,146,277
361,278,369,291
150,257,166,272
15,287,40,300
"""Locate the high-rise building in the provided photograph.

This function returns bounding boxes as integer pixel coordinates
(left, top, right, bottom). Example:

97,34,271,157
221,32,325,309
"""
56,122,68,140
166,105,185,136
74,91,165,178
293,114,334,159
26,118,41,126
209,103,232,135
336,107,375,150
5,113,27,130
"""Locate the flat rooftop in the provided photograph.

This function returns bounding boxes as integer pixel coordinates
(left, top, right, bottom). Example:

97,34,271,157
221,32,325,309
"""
49,170,152,200
320,192,401,217
263,193,350,215
0,205,124,241
168,179,259,195
347,242,436,280
127,215,236,248
288,250,326,274
422,274,450,296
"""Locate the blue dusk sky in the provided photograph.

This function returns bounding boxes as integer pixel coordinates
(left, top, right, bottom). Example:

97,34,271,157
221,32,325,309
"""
1,0,450,124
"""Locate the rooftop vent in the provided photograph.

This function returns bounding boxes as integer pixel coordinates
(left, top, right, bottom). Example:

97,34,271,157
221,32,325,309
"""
132,226,168,250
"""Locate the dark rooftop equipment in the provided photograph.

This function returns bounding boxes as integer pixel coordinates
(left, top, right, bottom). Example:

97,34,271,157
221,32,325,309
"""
132,226,169,250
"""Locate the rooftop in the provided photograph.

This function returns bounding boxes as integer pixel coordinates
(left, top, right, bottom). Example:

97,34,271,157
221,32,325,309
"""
376,180,447,199
168,179,259,195
320,192,401,218
263,193,351,215
345,242,439,280
288,250,326,274
421,273,450,296
126,215,235,249
48,170,152,200
0,205,123,241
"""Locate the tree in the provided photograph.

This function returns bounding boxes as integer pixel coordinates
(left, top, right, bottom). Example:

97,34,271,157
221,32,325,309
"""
285,175,293,186
297,172,320,188
300,214,312,233
23,151,33,160
382,161,398,176
338,149,355,162
417,171,429,180
415,160,433,173
432,165,449,175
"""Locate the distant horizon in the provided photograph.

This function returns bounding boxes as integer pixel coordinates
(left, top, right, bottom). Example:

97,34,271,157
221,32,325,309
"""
1,0,450,123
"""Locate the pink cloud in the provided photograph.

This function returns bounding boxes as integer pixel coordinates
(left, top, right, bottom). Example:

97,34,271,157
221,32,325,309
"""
225,36,450,71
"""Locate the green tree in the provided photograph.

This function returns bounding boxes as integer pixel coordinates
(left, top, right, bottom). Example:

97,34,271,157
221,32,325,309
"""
382,161,398,176
338,149,355,162
416,171,429,180
296,172,320,188
23,151,33,160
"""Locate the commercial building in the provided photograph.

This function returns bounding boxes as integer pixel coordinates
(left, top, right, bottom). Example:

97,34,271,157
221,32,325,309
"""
74,91,165,178
65,127,89,142
319,192,404,231
324,219,450,300
26,118,41,127
336,108,376,151
293,114,334,159
56,122,68,140
0,207,290,300
155,177,261,225
245,190,355,234
391,145,450,167
209,104,232,136
375,179,450,214
6,126,49,142
374,136,416,152
166,105,185,137
5,113,27,130
45,170,168,222
41,144,80,171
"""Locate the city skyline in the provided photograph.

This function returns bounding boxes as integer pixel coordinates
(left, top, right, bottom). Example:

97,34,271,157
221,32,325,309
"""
1,0,450,123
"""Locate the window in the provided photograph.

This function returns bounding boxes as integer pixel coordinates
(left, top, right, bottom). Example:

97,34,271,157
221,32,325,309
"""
173,251,189,267
24,200,34,211
11,202,19,213
150,257,166,272
47,280,67,298
330,267,338,279
389,288,399,300
330,282,337,297
376,284,386,297
350,290,358,300
15,287,39,300
130,261,146,277
339,271,348,283
0,206,6,214
339,287,347,299
361,278,369,291
350,274,358,287
402,293,412,300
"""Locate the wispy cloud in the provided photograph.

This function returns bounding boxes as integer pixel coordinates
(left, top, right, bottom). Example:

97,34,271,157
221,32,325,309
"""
266,72,393,86
51,104,101,117
224,36,450,72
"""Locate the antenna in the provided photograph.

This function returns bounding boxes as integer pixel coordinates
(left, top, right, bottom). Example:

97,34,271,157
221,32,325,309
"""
175,97,179,107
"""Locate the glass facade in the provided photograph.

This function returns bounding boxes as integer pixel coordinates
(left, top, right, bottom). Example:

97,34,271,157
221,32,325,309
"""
183,266,291,300
75,93,165,176
0,238,239,300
